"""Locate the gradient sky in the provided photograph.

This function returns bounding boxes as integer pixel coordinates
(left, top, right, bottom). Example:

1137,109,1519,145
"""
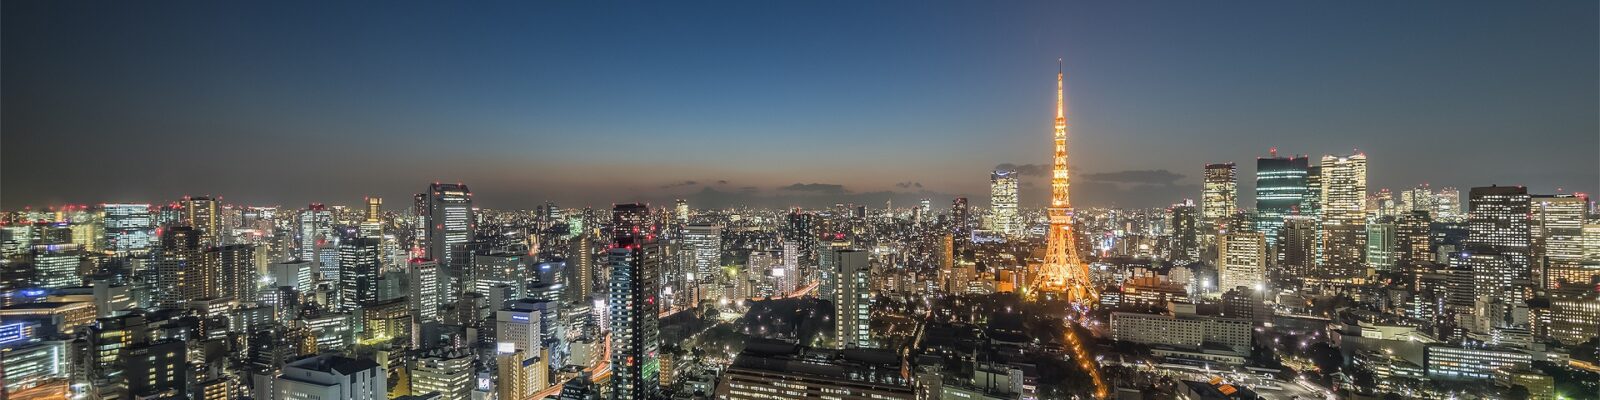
4,1,1595,210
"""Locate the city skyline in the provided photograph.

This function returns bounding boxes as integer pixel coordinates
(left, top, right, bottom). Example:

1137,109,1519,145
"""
4,1,1596,209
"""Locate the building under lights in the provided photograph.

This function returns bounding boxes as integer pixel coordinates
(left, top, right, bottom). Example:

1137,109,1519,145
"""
609,203,662,400
989,169,1020,237
1255,154,1309,243
1202,163,1238,228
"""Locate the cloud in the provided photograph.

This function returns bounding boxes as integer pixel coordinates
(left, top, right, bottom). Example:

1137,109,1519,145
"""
995,163,1050,177
659,180,699,189
779,183,849,194
716,180,729,185
1080,169,1185,185
894,181,923,189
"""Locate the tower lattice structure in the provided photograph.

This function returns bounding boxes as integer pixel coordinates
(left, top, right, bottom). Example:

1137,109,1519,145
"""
1039,60,1097,304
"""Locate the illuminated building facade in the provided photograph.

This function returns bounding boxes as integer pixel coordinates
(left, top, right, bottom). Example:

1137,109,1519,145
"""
339,237,381,311
1037,62,1095,303
988,169,1019,236
609,203,661,400
1255,154,1309,243
102,203,154,256
1203,162,1238,226
1219,231,1266,292
423,183,474,297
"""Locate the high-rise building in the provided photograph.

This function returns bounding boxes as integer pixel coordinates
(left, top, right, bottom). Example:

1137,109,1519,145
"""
1464,186,1533,330
1219,232,1266,292
1202,163,1238,226
182,196,222,246
674,199,689,225
103,203,154,256
1316,153,1367,283
411,349,473,400
298,203,333,262
408,258,441,325
1255,153,1309,243
827,249,871,348
1302,166,1323,219
1436,187,1464,222
339,237,381,310
1395,211,1434,270
1366,220,1397,273
361,197,383,238
1169,201,1200,262
1531,194,1586,289
275,355,386,400
423,183,474,296
209,244,257,303
155,226,207,307
989,169,1019,236
684,224,722,304
609,204,662,400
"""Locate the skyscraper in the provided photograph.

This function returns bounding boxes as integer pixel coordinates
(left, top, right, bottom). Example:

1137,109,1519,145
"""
1531,194,1586,289
1464,186,1532,326
609,204,661,400
155,226,205,307
1255,153,1309,243
423,183,474,298
988,169,1019,236
298,203,332,262
361,197,383,238
1202,163,1238,226
684,224,722,304
827,249,872,348
338,237,381,310
1316,153,1367,284
1169,201,1199,262
182,196,222,246
103,203,154,256
1219,232,1266,292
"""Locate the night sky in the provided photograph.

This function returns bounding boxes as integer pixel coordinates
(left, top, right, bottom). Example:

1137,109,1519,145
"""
3,1,1595,210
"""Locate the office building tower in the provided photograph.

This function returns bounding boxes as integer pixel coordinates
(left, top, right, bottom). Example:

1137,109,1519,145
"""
1464,186,1533,329
1532,195,1586,289
103,203,154,256
209,244,257,303
684,224,722,303
828,249,872,348
1395,211,1434,270
411,349,473,400
408,259,441,325
1547,286,1600,346
495,347,547,400
1169,201,1199,262
609,204,662,400
339,237,381,310
423,183,474,294
1316,153,1367,283
1436,187,1464,222
155,226,207,307
1319,153,1368,225
568,235,593,304
1219,232,1267,292
1255,153,1309,242
1302,166,1323,219
360,197,383,238
1278,216,1318,283
276,355,386,400
470,251,529,297
30,244,82,289
1366,220,1397,273
182,196,222,246
951,197,971,238
989,169,1019,236
716,340,915,400
298,203,333,262
1202,163,1238,226
674,199,689,225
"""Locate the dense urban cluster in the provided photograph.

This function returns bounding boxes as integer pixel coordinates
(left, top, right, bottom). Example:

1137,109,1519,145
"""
1,80,1596,400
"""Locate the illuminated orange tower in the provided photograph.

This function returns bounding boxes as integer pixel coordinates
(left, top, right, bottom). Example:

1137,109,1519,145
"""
1040,59,1096,304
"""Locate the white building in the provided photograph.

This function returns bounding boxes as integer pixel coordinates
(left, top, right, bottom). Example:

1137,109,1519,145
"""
276,355,386,400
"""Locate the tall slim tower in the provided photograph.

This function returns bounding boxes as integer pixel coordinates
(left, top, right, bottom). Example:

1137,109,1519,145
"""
1039,61,1094,303
989,170,1019,236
